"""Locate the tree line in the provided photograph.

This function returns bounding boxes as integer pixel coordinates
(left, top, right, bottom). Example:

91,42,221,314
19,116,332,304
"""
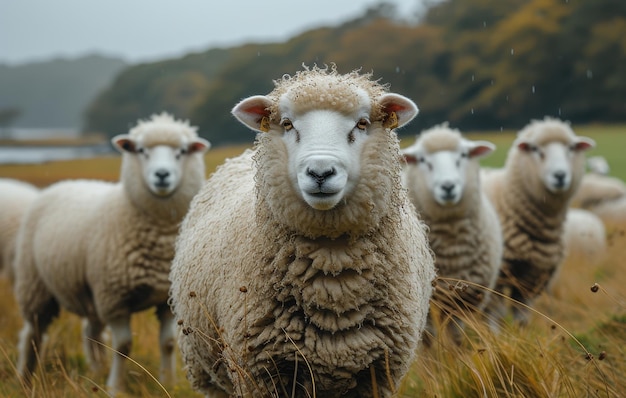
84,0,626,144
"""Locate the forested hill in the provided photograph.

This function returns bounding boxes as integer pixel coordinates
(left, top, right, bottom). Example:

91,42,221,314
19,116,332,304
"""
85,0,626,145
0,55,127,129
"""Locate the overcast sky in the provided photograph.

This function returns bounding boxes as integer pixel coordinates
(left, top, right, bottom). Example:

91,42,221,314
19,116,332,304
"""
1,0,420,65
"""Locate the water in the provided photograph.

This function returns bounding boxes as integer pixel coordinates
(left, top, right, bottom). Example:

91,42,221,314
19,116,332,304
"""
0,145,112,164
0,128,112,164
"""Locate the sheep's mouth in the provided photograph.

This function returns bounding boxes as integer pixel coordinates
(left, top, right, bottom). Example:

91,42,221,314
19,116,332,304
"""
302,190,343,211
309,192,338,198
150,184,177,197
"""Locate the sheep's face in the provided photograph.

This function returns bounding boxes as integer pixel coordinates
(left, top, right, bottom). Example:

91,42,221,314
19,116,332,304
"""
280,107,368,210
403,137,494,206
113,135,210,197
516,138,594,194
233,91,418,212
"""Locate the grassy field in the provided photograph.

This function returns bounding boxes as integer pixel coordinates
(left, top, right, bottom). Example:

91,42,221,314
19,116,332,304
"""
0,124,624,397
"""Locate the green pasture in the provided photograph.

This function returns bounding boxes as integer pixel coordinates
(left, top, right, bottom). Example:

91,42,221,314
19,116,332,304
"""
1,124,625,187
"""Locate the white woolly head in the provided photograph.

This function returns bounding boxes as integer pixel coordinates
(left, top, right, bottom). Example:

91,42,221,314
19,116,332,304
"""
511,117,594,195
402,123,494,207
587,156,610,175
112,112,210,198
232,65,418,214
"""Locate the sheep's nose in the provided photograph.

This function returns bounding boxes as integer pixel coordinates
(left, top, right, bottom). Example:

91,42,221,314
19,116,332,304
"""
155,169,170,182
553,170,566,185
441,182,455,194
307,167,336,186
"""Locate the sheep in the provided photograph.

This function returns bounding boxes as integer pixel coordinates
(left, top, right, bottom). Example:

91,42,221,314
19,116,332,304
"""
0,179,39,283
169,65,436,398
586,155,610,175
548,208,608,297
13,112,210,394
569,171,626,231
400,124,502,343
482,117,595,325
562,208,607,265
570,173,626,210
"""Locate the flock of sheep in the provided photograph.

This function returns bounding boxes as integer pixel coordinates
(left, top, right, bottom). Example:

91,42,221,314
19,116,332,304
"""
0,65,623,397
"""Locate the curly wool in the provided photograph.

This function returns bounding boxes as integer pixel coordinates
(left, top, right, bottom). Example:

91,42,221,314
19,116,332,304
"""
15,115,206,319
403,127,501,324
484,118,588,305
170,73,435,397
130,112,200,147
13,114,208,393
266,65,387,124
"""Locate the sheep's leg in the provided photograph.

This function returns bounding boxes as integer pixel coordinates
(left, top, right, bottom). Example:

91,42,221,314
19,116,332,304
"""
510,287,531,326
156,303,176,386
17,298,59,387
446,316,465,345
512,303,531,326
106,316,132,395
82,317,106,373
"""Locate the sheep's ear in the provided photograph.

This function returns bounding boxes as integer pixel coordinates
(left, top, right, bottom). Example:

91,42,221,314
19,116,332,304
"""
467,141,496,159
572,137,595,151
399,146,419,164
112,134,137,153
378,93,419,129
517,141,534,152
402,153,418,164
232,95,274,133
188,138,211,154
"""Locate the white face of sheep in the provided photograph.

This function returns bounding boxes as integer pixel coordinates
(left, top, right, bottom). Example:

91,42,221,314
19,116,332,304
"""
516,137,594,194
112,135,210,197
232,92,418,211
402,138,494,206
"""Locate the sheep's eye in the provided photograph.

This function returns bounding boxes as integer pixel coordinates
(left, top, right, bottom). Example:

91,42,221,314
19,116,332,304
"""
418,157,425,163
281,119,293,131
137,147,145,154
356,118,369,130
461,152,468,158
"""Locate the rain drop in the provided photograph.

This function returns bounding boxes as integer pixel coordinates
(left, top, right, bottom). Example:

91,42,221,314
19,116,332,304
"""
500,127,503,132
510,48,515,55
257,51,261,57
532,86,536,93
396,66,400,73
471,108,474,115
558,108,562,116
471,74,475,82
586,69,593,79
483,21,487,28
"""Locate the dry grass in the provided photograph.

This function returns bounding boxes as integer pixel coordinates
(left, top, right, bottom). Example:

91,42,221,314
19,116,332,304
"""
401,223,626,398
0,130,625,396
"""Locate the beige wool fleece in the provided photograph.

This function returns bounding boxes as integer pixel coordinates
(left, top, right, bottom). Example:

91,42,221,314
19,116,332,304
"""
169,68,435,398
403,128,502,320
14,121,206,326
0,179,39,283
483,118,590,314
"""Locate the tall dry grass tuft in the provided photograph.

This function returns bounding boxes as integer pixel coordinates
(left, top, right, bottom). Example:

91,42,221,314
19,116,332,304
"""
403,221,626,398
